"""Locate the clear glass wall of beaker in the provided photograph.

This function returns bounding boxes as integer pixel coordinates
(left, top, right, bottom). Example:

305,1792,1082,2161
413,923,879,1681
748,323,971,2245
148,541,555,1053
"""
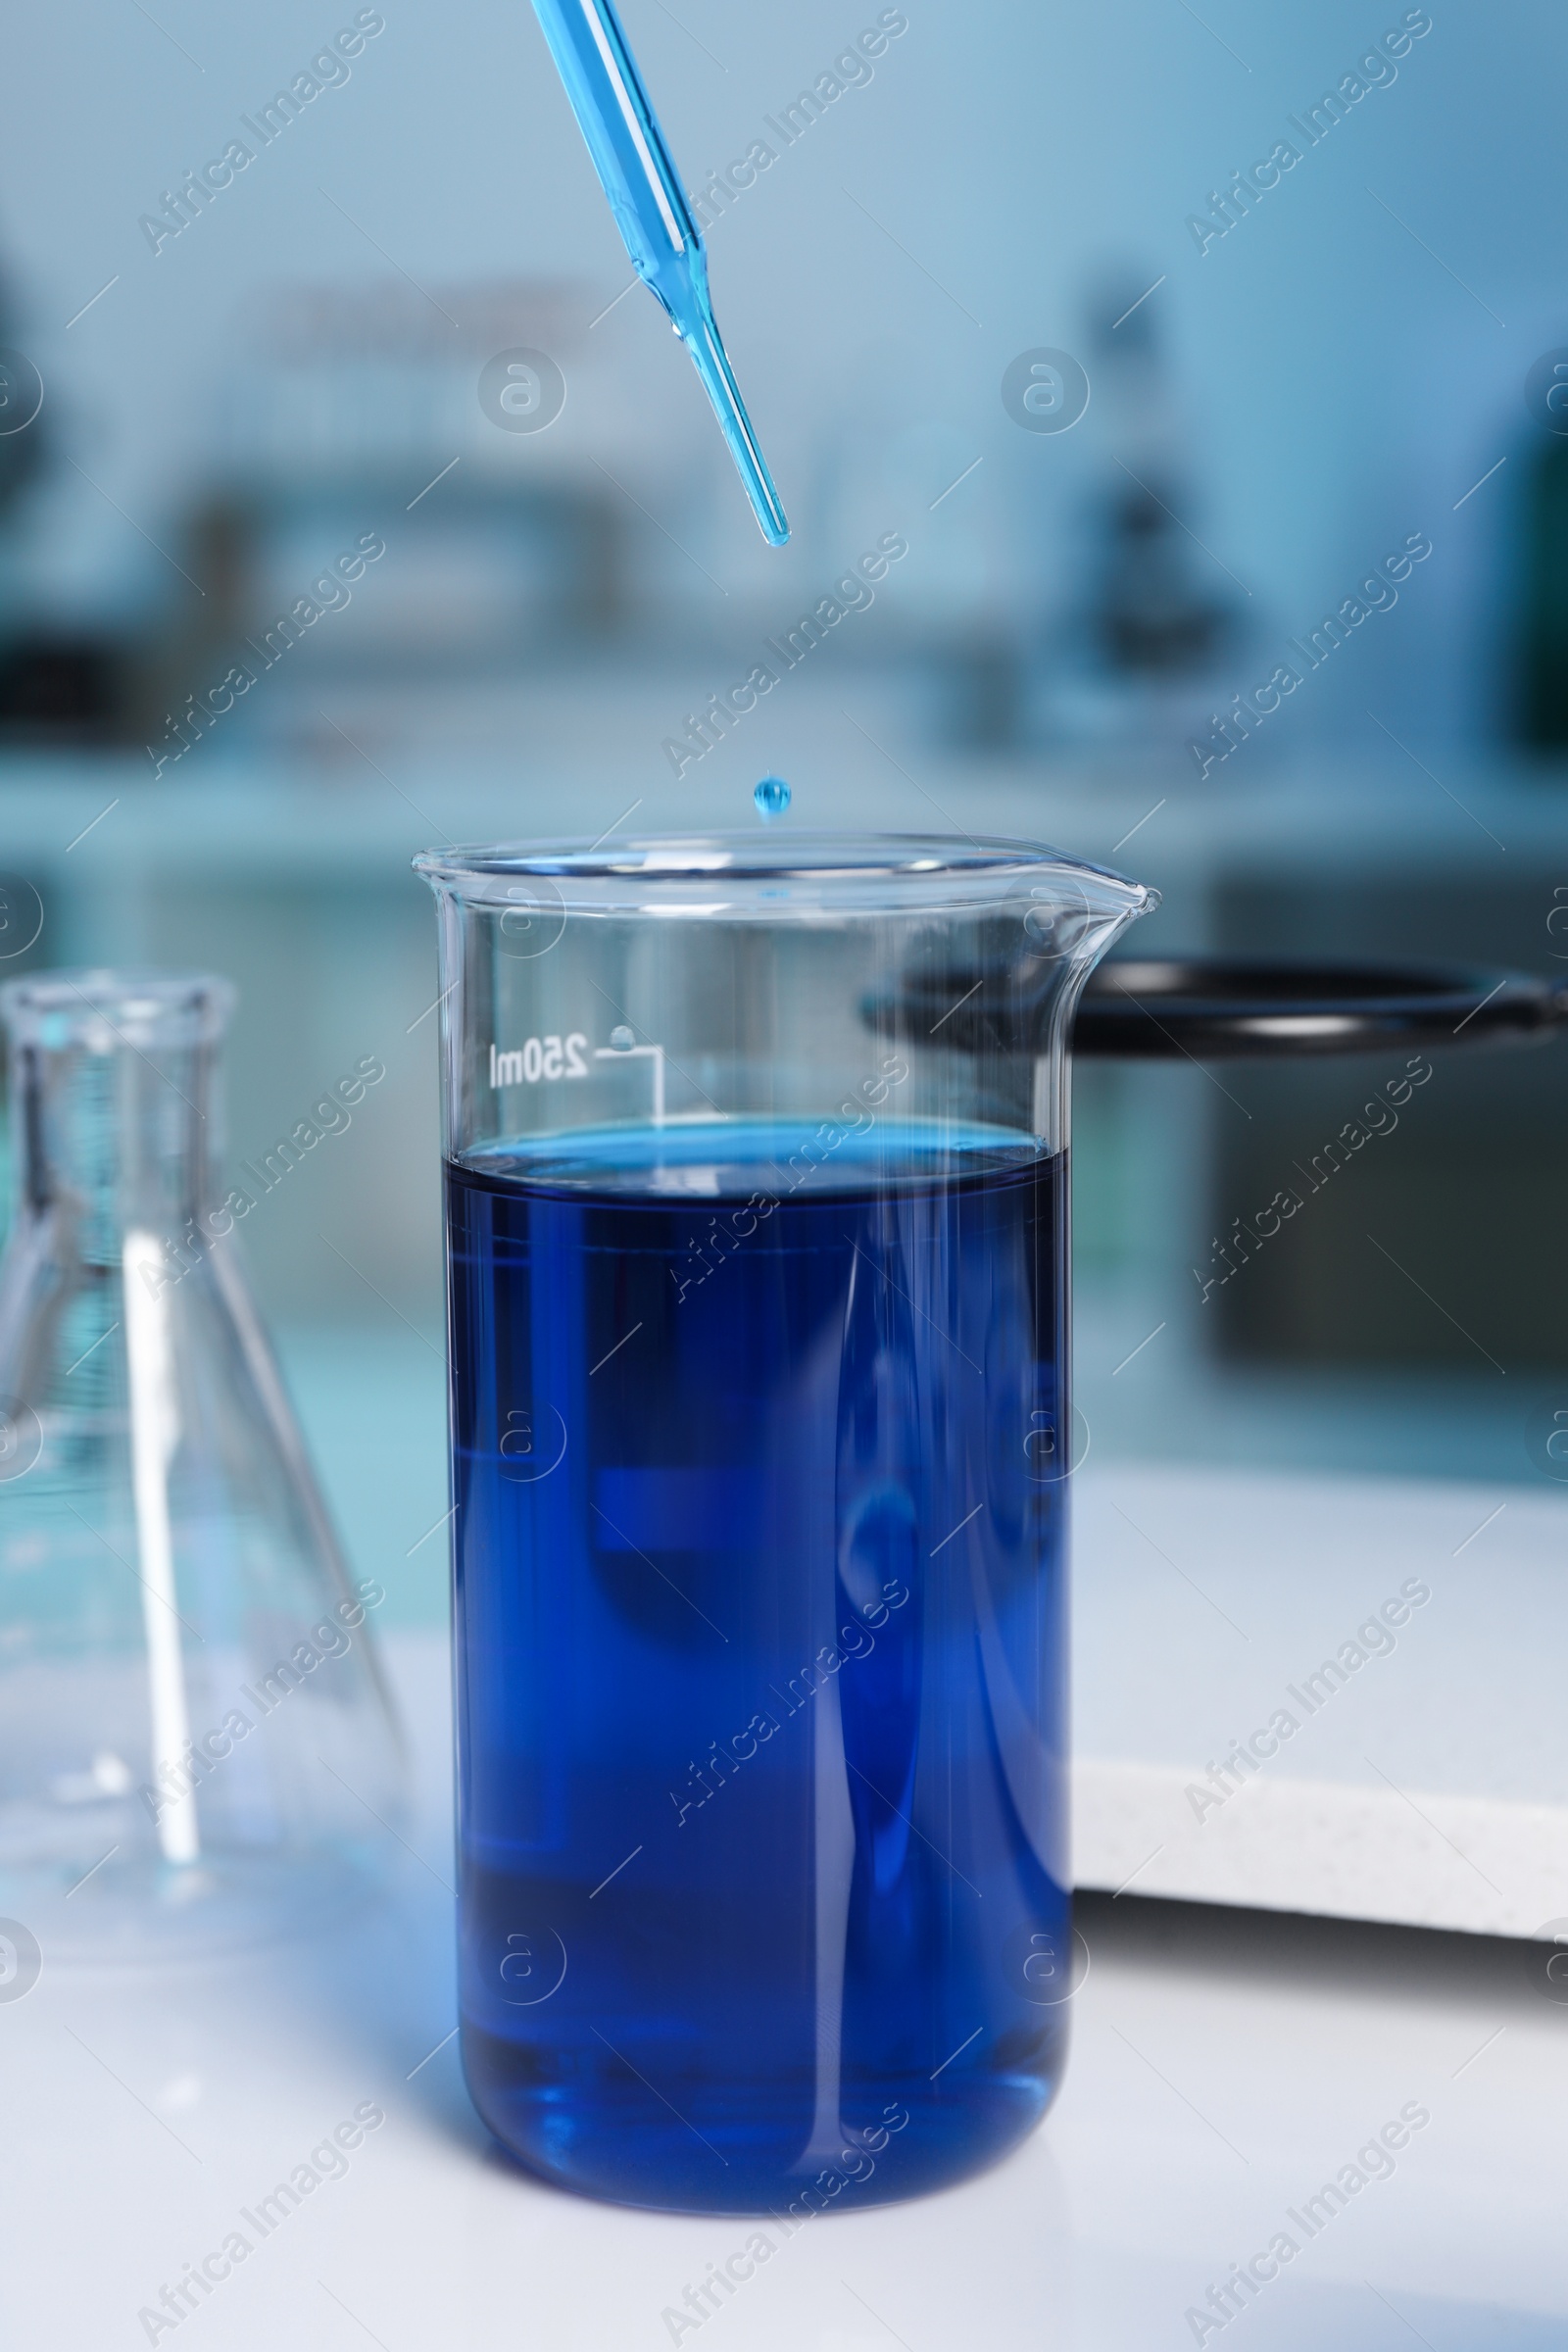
416,835,1155,2211
0,972,404,1960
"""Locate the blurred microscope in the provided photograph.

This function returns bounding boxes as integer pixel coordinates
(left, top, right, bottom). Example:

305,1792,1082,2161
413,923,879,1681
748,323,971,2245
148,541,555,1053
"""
1024,267,1239,760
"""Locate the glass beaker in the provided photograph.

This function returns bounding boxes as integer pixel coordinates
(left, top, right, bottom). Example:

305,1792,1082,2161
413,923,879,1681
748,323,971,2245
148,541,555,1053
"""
416,834,1154,2212
0,971,404,1960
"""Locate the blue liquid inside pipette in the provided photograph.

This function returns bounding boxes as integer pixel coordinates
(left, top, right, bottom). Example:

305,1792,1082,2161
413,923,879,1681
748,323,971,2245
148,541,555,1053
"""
530,0,790,546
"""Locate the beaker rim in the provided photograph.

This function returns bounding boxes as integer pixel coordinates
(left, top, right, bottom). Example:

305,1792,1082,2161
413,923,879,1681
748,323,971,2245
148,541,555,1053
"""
0,968,234,1048
413,831,1156,917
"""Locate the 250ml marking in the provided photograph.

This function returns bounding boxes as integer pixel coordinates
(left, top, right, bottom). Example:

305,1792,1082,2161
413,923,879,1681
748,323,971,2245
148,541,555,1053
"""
489,1033,668,1122
489,1034,589,1086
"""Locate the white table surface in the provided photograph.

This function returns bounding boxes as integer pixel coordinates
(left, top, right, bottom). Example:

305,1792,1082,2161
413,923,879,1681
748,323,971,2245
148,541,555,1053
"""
7,1628,1566,2351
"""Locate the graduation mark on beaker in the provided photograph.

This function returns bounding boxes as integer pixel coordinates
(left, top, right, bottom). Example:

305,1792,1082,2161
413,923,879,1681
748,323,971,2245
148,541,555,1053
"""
594,1037,666,1124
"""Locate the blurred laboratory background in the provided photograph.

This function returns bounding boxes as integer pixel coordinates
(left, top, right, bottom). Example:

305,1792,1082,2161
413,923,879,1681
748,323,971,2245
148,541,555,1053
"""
1,0,1565,1619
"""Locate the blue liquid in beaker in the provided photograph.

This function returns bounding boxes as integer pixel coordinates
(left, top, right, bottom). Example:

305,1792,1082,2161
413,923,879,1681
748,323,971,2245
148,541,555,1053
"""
445,1122,1070,2211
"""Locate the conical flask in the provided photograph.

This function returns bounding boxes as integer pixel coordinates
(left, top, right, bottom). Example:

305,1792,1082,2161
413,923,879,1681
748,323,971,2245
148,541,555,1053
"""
0,971,404,1959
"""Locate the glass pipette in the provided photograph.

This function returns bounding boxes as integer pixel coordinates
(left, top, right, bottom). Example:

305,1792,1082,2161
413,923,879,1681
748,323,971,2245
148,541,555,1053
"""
529,0,790,546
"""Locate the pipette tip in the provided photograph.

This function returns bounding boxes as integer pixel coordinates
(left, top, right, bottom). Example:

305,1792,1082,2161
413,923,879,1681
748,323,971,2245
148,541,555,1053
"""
681,300,789,546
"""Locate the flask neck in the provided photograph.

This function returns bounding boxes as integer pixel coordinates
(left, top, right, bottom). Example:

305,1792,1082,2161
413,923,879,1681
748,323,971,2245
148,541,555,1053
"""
2,975,230,1256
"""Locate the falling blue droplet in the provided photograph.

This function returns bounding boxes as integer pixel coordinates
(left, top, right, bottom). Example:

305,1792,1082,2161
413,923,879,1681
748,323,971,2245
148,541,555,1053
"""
754,775,791,819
